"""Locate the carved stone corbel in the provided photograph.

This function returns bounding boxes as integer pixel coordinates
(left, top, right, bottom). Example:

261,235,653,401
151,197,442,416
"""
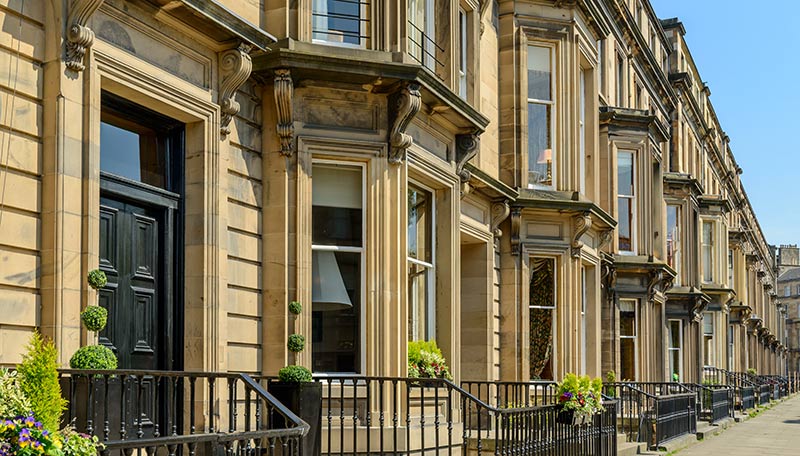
490,200,511,237
601,261,617,305
570,212,592,258
598,228,614,250
510,207,522,256
218,43,253,138
455,133,480,183
273,69,294,155
647,270,664,302
65,0,105,72
388,82,421,164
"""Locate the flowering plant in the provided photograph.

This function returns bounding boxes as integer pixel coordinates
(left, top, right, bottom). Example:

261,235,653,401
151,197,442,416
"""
0,414,61,456
556,373,604,417
59,428,103,456
408,340,452,380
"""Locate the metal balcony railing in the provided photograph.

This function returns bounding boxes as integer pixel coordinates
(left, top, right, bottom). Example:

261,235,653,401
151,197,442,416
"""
312,0,371,47
59,370,308,456
407,20,445,72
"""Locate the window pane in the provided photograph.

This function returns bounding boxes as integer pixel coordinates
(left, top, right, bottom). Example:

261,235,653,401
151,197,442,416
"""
100,120,166,188
311,251,361,372
408,262,433,341
408,185,432,262
669,348,680,380
314,0,362,45
527,46,551,101
313,165,363,247
703,314,713,335
667,205,681,272
528,103,552,186
620,311,636,337
620,338,636,380
618,197,632,251
617,152,634,195
530,258,555,380
669,320,681,349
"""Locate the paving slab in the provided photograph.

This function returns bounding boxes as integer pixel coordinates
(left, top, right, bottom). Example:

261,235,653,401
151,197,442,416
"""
675,396,800,455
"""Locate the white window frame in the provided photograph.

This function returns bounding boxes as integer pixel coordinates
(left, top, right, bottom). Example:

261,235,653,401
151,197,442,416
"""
529,256,558,379
408,0,436,70
617,150,637,255
527,44,556,190
408,180,437,341
619,298,638,381
581,265,587,374
668,319,683,381
667,204,681,283
703,312,715,367
311,159,368,375
727,324,735,370
702,220,715,283
458,8,468,100
579,69,587,195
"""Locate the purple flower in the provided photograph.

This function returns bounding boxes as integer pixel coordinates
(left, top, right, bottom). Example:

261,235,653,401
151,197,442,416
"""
23,415,35,427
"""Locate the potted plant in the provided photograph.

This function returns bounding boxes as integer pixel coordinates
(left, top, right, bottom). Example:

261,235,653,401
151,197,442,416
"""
267,301,320,456
555,373,604,426
70,269,117,370
407,340,452,384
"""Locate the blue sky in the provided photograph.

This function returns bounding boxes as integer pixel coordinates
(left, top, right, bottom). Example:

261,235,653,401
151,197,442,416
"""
650,0,798,247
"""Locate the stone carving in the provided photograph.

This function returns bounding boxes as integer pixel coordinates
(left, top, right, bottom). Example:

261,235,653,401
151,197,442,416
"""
598,228,614,250
601,261,617,305
490,200,511,237
273,69,294,156
570,212,592,258
388,82,421,164
65,0,105,72
455,133,480,183
510,207,521,255
218,43,253,137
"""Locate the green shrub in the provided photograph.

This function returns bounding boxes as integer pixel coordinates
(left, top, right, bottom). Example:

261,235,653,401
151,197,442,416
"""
61,426,105,456
408,340,452,380
556,373,604,416
605,370,616,384
287,334,305,353
747,367,757,376
69,345,118,370
0,368,32,419
80,306,108,332
277,365,313,383
87,269,107,290
288,301,302,315
16,333,67,432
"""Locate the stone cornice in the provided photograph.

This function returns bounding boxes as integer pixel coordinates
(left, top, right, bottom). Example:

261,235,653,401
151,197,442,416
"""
599,106,669,143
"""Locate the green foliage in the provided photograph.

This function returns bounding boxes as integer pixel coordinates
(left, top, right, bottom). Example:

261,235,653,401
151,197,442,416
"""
86,269,107,291
79,306,108,332
556,373,604,417
69,345,117,370
60,426,104,456
288,301,302,315
277,365,313,383
286,334,305,353
0,413,63,456
605,370,617,384
747,367,757,376
16,333,66,432
407,340,452,380
0,369,32,419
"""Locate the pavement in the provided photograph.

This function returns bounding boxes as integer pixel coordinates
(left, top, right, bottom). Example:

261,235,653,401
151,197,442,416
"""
673,396,800,455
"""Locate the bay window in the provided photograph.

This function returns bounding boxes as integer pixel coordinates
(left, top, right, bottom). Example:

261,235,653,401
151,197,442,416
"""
458,8,468,99
620,299,638,380
311,162,365,373
667,205,681,283
579,69,587,195
702,220,714,283
527,45,555,188
703,312,714,366
668,319,683,381
617,150,636,253
408,184,435,342
312,0,368,47
530,257,556,380
409,0,436,70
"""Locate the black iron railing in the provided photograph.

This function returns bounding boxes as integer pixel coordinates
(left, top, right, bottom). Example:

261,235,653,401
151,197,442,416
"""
703,367,759,411
407,20,445,71
688,384,732,423
59,370,308,456
740,385,756,410
257,376,616,455
758,384,771,405
312,0,371,47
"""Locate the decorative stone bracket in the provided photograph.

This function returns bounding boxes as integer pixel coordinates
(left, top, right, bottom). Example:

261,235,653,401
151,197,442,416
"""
601,261,617,305
273,69,294,156
570,212,592,258
65,0,105,72
510,207,522,255
490,200,510,237
455,133,480,183
218,43,253,138
647,269,674,302
388,82,421,164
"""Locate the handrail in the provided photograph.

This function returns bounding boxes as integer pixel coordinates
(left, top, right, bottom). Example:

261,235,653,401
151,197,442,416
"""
239,374,310,436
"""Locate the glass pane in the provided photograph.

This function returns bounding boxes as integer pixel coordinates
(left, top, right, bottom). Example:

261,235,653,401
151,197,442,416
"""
620,338,636,381
100,121,166,188
667,205,680,270
530,258,555,380
527,46,551,101
669,320,681,349
703,314,714,335
314,0,362,45
408,262,433,341
617,152,633,196
527,103,552,186
669,349,680,380
620,311,636,337
313,164,363,247
618,197,632,251
408,185,432,262
312,251,361,372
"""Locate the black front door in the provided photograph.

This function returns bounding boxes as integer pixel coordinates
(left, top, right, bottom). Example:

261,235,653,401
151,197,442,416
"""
97,91,184,371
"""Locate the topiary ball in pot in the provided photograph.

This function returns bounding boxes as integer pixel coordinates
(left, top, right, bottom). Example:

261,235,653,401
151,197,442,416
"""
278,365,313,383
80,305,108,332
287,333,305,353
70,345,118,370
87,269,108,290
288,301,302,315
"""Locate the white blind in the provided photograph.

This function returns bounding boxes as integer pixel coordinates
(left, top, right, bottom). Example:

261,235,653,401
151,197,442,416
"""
312,164,362,209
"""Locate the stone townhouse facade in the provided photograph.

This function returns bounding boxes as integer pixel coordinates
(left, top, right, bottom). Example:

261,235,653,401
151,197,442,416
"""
778,245,800,372
0,0,787,386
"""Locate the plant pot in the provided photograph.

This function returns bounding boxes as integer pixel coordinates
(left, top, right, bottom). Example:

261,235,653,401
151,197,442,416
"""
268,381,322,456
556,409,588,426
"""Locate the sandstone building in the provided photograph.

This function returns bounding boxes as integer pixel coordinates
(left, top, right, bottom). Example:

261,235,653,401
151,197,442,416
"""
0,0,786,395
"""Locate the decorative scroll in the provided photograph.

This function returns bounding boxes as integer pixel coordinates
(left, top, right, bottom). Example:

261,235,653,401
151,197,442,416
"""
570,212,592,258
388,82,421,164
490,200,511,237
218,43,253,137
455,133,480,183
273,69,294,156
65,0,105,72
